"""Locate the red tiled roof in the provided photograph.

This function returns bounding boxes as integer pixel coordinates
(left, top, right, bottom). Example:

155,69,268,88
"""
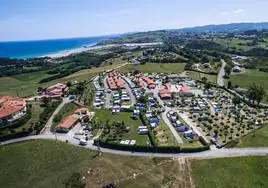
56,114,79,129
0,96,26,119
75,108,88,114
181,83,192,93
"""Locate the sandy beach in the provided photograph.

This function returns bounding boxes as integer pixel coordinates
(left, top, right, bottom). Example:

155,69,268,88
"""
43,42,162,58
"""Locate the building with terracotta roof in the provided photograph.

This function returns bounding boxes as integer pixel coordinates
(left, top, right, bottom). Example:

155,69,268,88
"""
143,77,156,89
55,114,79,133
106,71,125,90
0,96,27,122
44,83,68,98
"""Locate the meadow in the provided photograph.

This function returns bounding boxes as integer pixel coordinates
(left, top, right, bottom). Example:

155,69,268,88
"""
0,140,193,188
119,63,186,73
191,156,268,188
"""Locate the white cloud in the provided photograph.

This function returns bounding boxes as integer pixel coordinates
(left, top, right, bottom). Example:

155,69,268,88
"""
95,9,134,17
220,9,245,16
221,12,229,16
233,9,245,14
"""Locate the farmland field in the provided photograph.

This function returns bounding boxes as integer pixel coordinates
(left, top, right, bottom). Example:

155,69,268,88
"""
230,69,268,102
119,63,186,73
0,140,193,188
191,156,268,188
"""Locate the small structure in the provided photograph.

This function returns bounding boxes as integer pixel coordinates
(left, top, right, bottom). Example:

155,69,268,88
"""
55,114,79,133
44,83,68,98
232,66,241,72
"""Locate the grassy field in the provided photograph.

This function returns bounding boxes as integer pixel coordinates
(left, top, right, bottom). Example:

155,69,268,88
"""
191,156,268,188
235,125,268,148
51,102,79,130
0,63,127,97
230,69,268,102
94,109,150,146
0,140,194,188
187,71,217,84
216,37,268,51
119,63,186,73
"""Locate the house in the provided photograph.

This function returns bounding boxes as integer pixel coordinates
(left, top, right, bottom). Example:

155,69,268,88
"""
232,66,241,72
0,96,27,122
55,114,79,133
45,83,68,98
143,77,156,89
180,83,194,97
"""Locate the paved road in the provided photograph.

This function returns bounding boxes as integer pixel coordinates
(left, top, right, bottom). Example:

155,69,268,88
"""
217,59,226,87
1,135,268,159
122,76,136,105
178,111,210,144
140,79,184,144
162,108,184,144
41,98,71,135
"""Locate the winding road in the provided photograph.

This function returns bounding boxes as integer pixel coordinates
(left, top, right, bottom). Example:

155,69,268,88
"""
217,59,226,87
1,134,268,159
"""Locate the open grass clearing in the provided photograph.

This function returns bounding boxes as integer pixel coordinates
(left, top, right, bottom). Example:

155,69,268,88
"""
119,63,186,73
230,69,268,103
235,125,268,148
191,156,268,188
187,71,217,84
94,109,150,146
0,140,194,188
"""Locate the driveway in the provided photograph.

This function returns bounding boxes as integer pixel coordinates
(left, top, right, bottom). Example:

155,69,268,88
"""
41,97,71,135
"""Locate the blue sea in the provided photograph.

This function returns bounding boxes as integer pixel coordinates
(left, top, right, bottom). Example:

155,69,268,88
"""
0,36,111,59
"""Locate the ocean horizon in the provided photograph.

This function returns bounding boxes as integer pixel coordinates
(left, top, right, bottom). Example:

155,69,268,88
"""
0,35,112,59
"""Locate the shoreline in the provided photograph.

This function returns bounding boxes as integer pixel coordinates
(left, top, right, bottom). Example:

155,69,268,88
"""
43,42,163,58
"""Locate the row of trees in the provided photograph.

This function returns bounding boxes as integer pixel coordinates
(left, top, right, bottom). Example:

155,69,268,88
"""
247,84,266,105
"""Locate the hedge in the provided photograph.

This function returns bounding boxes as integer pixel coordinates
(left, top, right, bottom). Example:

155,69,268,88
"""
94,140,209,153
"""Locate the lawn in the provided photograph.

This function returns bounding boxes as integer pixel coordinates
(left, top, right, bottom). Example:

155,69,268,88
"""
187,71,217,84
119,63,186,73
191,156,268,188
230,69,268,103
236,125,268,148
0,140,193,188
94,109,150,146
51,102,79,130
0,63,127,97
155,119,179,146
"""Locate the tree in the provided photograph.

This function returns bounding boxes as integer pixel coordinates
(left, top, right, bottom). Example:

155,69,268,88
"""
227,80,232,89
201,76,207,83
224,65,232,77
247,84,266,105
232,96,241,106
204,82,211,91
66,81,72,87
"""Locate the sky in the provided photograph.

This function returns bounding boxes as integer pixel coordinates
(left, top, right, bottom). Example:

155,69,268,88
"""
0,0,268,41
